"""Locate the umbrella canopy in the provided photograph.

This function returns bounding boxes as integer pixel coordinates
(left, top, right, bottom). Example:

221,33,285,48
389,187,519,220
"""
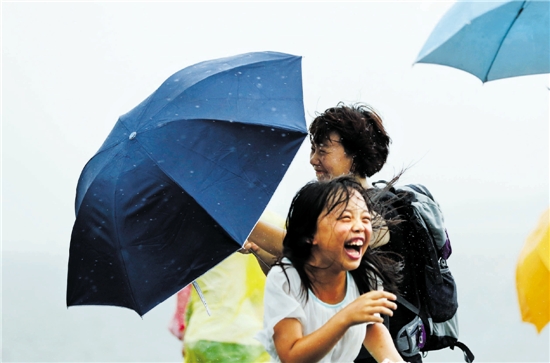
67,51,307,316
415,0,550,82
516,208,549,333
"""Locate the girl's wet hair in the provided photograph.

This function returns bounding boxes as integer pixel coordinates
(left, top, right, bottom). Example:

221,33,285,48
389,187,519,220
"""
276,175,402,300
309,102,391,178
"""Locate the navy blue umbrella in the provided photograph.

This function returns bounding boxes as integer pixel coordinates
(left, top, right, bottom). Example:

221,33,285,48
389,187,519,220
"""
67,51,307,316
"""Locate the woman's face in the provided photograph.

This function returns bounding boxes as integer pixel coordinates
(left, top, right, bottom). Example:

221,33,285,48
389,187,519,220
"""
310,189,372,273
310,131,353,181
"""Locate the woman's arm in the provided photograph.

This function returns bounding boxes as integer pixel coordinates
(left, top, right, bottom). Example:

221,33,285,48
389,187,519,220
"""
241,240,277,275
248,219,286,257
363,323,405,363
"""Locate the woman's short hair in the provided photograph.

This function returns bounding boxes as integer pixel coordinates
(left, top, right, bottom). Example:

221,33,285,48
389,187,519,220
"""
309,102,391,178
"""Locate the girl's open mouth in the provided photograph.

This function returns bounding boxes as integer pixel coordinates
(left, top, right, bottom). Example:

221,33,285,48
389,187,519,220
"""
344,240,363,259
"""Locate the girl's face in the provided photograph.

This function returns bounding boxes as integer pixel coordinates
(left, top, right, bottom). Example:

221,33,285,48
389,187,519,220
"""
310,131,353,181
310,189,372,273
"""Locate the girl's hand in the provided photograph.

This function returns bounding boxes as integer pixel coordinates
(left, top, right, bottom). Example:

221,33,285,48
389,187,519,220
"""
342,290,397,325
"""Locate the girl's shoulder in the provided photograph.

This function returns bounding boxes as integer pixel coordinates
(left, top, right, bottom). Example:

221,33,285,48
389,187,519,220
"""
266,258,302,295
268,258,298,279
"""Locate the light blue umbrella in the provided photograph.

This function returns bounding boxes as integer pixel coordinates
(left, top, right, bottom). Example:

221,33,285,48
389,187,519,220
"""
415,0,550,83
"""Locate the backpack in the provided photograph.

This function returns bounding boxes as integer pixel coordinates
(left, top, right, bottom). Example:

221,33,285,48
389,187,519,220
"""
373,181,475,363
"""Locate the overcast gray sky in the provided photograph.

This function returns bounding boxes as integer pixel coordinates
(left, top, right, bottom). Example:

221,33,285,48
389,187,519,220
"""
2,2,549,362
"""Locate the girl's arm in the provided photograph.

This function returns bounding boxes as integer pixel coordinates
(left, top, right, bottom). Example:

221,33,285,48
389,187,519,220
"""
273,291,397,363
273,314,351,363
364,323,405,363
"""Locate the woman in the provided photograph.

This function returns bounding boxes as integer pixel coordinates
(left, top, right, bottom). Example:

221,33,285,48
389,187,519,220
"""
251,102,421,363
249,102,392,255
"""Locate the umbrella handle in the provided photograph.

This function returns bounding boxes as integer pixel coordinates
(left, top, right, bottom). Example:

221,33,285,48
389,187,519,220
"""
192,281,211,316
249,248,272,271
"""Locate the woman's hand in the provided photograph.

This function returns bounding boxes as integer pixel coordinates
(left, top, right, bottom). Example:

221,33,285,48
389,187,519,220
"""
238,240,259,254
238,240,277,275
341,290,397,326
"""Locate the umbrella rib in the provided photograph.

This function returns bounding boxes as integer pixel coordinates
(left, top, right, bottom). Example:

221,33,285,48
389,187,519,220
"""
144,115,307,134
130,138,272,243
143,110,306,134
210,117,307,133
484,1,527,82
112,166,142,314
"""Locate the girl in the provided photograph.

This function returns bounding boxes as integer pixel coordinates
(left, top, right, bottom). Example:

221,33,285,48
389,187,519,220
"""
256,175,406,363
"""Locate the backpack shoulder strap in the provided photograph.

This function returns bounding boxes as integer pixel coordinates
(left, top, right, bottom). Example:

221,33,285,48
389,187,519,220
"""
452,341,476,363
406,184,434,201
395,294,420,315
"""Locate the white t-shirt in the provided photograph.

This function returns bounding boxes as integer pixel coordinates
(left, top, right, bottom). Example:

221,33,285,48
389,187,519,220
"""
256,260,377,363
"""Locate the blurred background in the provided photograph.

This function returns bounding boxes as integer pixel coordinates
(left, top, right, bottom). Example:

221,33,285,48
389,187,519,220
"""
2,2,548,362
